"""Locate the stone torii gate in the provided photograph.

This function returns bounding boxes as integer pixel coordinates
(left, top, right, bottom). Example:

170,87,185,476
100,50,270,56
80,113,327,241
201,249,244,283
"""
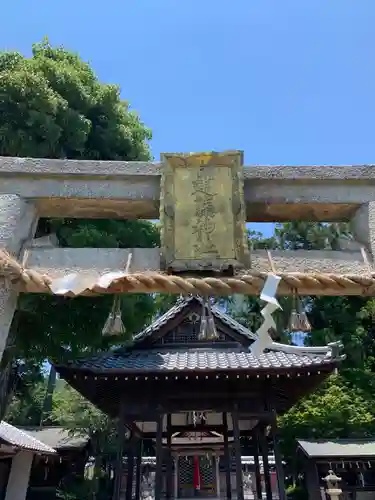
1,151,375,362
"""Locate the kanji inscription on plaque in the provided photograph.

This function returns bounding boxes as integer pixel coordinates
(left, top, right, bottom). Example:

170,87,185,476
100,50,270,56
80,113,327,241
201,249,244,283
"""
160,151,250,273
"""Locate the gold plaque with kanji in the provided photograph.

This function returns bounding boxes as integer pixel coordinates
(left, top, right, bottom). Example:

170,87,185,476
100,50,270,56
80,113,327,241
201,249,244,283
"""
160,151,250,273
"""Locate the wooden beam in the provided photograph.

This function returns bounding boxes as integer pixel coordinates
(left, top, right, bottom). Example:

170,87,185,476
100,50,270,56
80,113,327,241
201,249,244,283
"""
170,424,224,433
112,397,264,415
1,157,375,221
140,429,255,439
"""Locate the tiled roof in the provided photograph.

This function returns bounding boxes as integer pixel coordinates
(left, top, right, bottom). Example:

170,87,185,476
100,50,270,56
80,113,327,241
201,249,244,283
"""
62,346,337,373
18,427,89,450
298,439,375,458
132,296,256,345
210,304,256,341
0,421,56,455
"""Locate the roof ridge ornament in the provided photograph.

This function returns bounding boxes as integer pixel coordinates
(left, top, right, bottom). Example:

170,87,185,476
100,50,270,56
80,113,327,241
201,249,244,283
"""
327,341,344,359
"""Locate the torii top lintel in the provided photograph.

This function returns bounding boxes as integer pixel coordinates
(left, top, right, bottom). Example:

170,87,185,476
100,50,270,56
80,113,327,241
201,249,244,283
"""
1,155,375,224
1,153,375,296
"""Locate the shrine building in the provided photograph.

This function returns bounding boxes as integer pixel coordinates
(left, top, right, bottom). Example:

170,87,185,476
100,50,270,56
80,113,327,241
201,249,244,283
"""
55,296,344,500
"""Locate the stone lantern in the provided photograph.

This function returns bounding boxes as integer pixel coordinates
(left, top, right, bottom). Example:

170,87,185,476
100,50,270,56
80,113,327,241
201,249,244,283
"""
323,470,342,500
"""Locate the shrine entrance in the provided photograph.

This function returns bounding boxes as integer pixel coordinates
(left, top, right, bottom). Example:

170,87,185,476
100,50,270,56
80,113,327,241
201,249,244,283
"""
176,455,218,498
166,431,227,499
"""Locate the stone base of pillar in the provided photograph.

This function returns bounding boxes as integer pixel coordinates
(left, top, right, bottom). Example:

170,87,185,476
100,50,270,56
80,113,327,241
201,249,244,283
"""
325,488,342,500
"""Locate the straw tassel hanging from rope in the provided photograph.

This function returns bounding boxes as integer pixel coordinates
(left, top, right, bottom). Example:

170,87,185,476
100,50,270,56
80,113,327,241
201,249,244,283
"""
102,253,132,337
198,297,219,341
289,290,311,333
102,294,126,336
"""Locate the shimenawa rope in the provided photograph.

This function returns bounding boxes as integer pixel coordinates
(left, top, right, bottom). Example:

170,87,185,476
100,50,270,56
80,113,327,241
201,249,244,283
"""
1,249,375,297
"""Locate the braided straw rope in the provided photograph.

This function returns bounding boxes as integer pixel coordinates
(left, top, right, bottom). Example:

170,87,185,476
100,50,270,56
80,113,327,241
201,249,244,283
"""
1,249,375,296
0,250,52,289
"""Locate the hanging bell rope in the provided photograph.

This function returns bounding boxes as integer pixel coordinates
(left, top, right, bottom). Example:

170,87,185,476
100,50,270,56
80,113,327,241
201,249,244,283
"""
102,253,132,336
289,289,312,333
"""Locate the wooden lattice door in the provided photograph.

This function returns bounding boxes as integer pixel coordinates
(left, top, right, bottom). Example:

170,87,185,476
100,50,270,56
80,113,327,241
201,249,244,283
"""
177,456,217,498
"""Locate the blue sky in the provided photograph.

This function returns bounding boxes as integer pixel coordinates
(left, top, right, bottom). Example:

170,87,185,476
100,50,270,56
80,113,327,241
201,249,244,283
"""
1,0,375,237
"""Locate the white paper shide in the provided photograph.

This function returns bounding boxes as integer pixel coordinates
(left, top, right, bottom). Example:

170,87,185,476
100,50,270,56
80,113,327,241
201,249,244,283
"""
251,273,282,355
48,253,134,296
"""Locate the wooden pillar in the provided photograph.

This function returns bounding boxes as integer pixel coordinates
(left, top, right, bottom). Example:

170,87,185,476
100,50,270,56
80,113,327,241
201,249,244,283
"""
232,407,244,500
112,402,126,500
214,454,220,498
173,455,178,499
134,439,142,500
4,451,34,500
259,427,272,500
305,458,322,500
253,432,263,500
222,412,232,500
126,451,134,500
271,414,286,500
166,414,173,500
155,414,164,500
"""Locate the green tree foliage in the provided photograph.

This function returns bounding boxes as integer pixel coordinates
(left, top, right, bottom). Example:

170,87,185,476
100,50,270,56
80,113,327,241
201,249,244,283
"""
0,39,169,420
278,375,375,458
0,39,163,367
243,223,375,467
52,381,115,452
274,222,350,250
5,375,115,452
52,381,117,497
6,375,46,426
0,38,151,160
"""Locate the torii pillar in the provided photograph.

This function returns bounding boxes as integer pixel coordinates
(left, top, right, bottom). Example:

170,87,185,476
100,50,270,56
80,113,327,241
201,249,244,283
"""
0,195,37,366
